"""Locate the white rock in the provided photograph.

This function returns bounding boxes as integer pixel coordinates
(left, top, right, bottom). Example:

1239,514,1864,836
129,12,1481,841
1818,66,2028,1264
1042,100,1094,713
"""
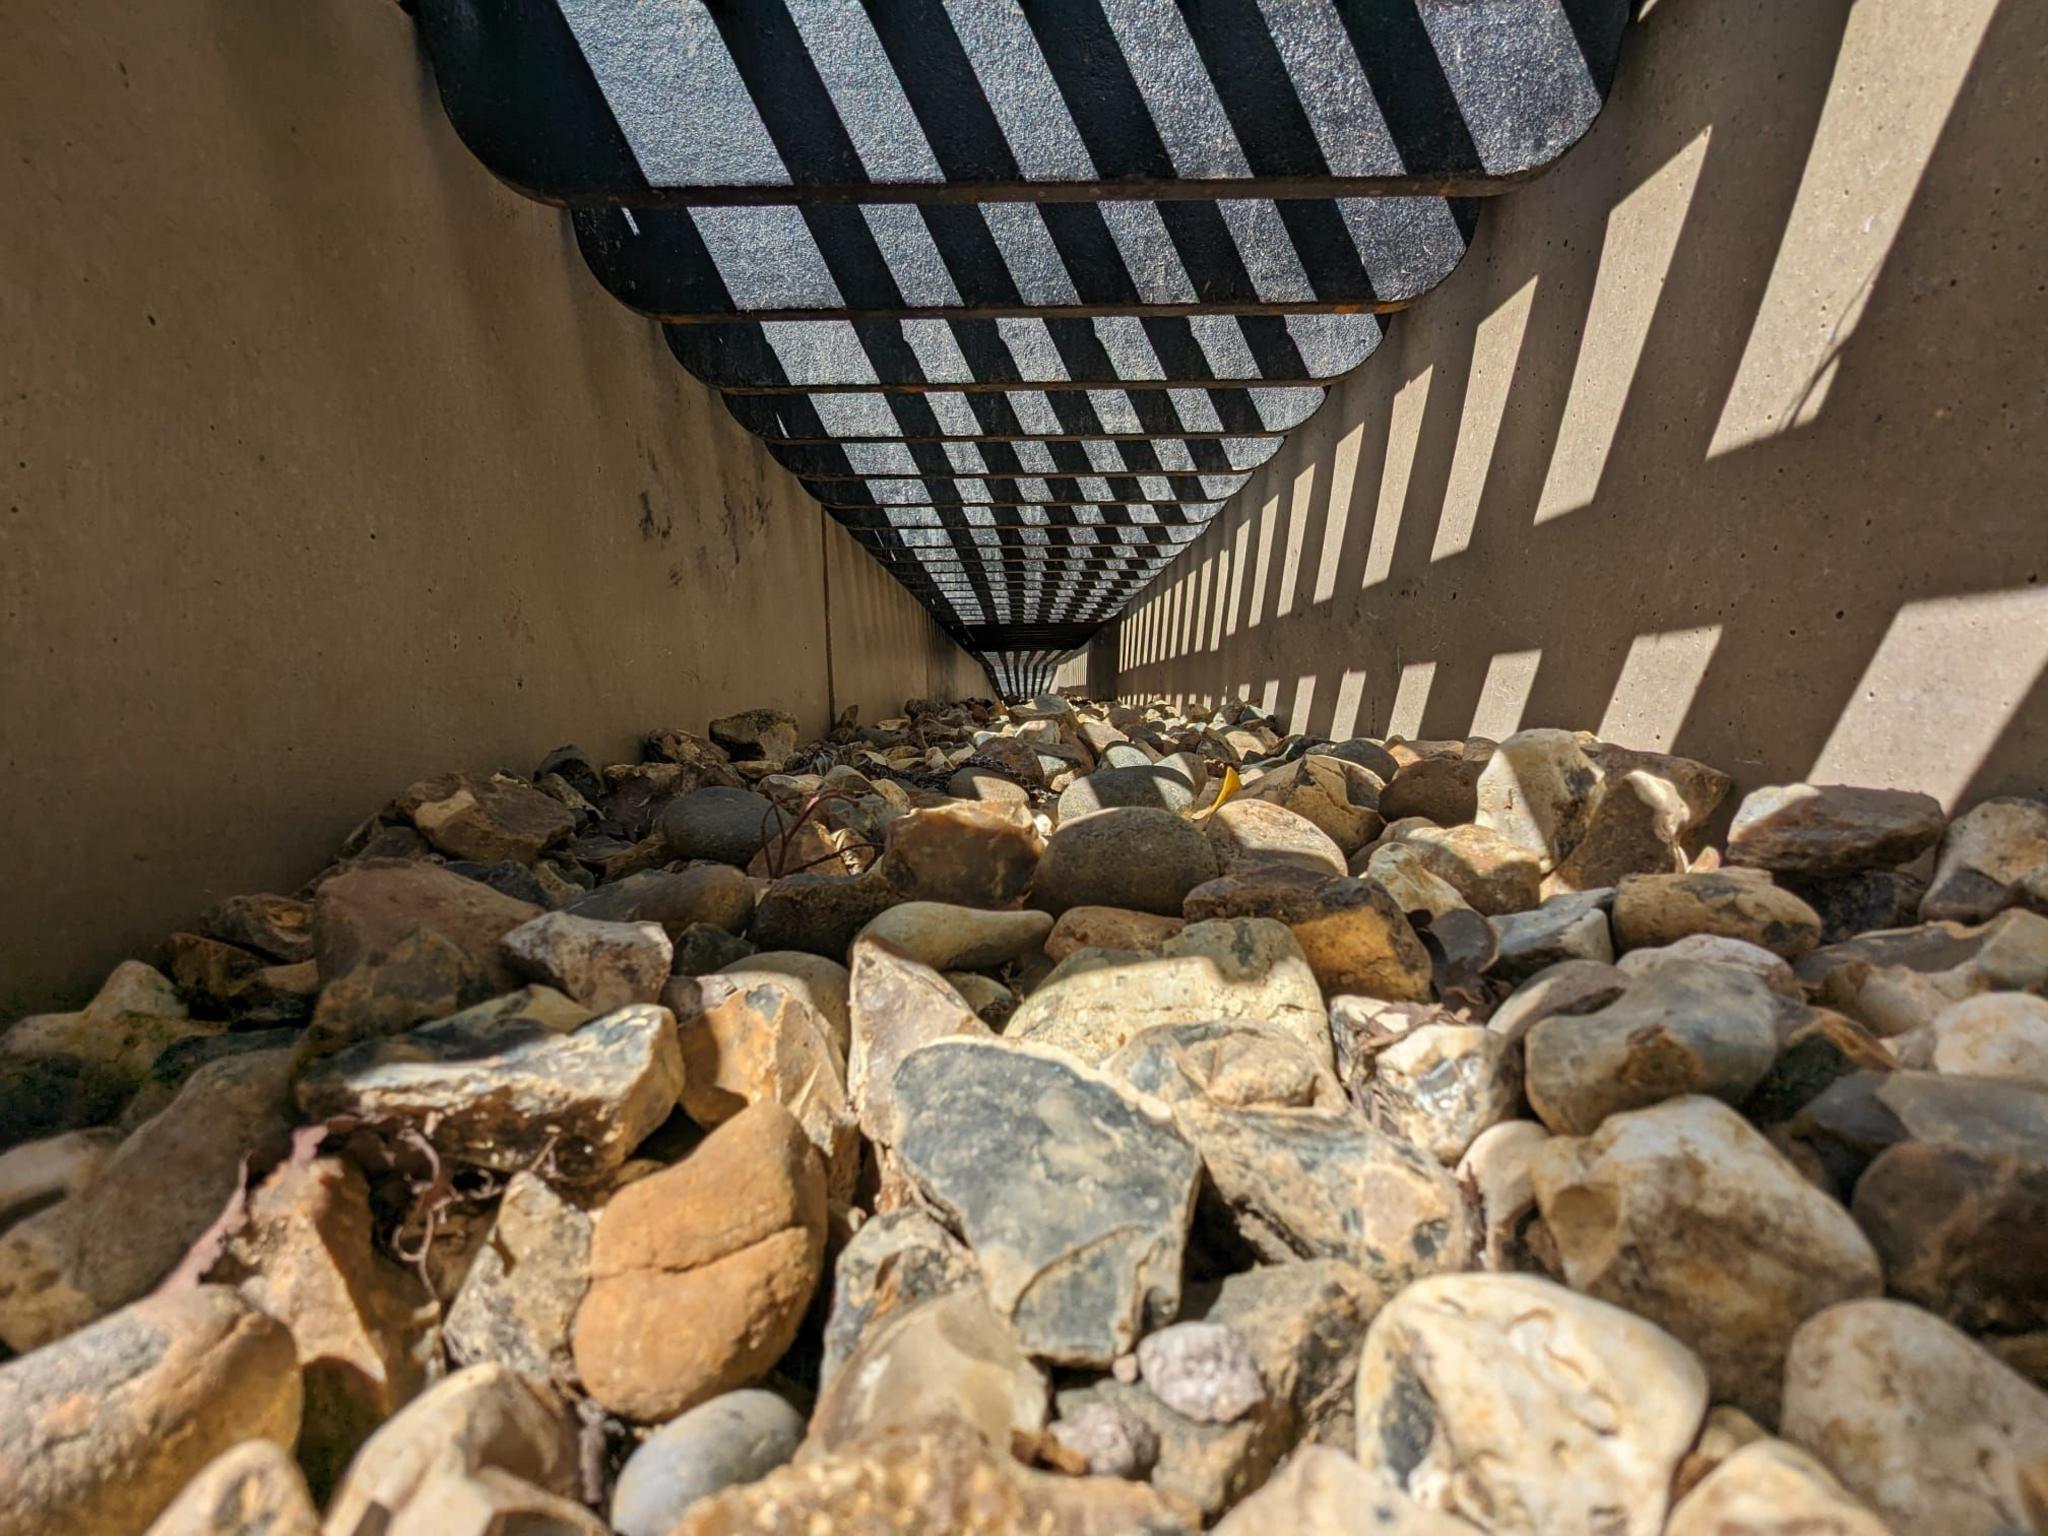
1666,1439,1893,1536
1927,992,2048,1087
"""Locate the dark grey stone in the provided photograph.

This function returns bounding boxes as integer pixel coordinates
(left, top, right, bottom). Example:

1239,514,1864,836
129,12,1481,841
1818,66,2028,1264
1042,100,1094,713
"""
610,1390,806,1536
658,786,780,866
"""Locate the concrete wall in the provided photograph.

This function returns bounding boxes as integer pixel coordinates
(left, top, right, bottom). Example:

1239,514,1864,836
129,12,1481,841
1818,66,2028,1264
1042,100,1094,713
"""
1115,0,2047,816
0,0,979,1010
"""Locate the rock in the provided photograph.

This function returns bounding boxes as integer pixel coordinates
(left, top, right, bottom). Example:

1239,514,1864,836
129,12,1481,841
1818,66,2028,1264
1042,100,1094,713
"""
0,1286,301,1536
1371,1022,1521,1165
383,1466,609,1536
889,1040,1199,1366
809,1285,1048,1454
1049,1400,1160,1479
947,766,1030,804
1487,957,1628,1043
323,1364,580,1536
611,1390,807,1536
882,801,1043,907
1781,1299,2048,1535
1543,768,1691,893
214,1155,432,1495
1104,1020,1345,1113
396,770,575,864
1928,991,2048,1085
1741,1009,1893,1128
445,1171,595,1380
845,939,989,1146
1008,918,1330,1068
670,921,757,974
946,970,1018,1025
1239,754,1385,853
0,1047,295,1351
201,893,315,964
1456,1119,1550,1271
1353,1273,1707,1536
1922,797,2048,922
1045,905,1186,961
1728,783,1947,877
1206,798,1348,878
1852,1135,2048,1332
1531,1096,1882,1420
663,972,856,1195
1784,1068,2048,1194
1490,889,1614,980
1786,869,1928,945
573,1102,826,1421
749,865,901,955
0,1128,117,1231
1474,729,1604,872
1185,869,1434,1002
567,865,755,940
1616,931,1802,995
856,902,1052,971
1391,824,1542,915
500,911,672,1011
659,786,780,866
1666,1439,1892,1536
719,951,852,1058
1213,1445,1483,1535
820,1207,980,1384
1612,870,1824,959
444,857,571,908
1179,1102,1469,1290
1358,843,1470,921
669,1413,1186,1536
296,996,682,1183
1137,1321,1264,1425
537,741,608,799
709,707,800,767
967,734,1048,786
1524,961,1782,1134
1058,764,1202,819
138,1439,319,1536
0,977,220,1147
1379,756,1484,825
1033,806,1220,916
642,728,731,776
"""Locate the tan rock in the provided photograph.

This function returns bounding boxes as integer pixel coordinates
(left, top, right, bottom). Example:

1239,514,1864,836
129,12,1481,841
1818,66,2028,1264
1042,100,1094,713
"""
1354,1273,1707,1536
1474,729,1604,873
1928,992,2048,1086
1360,843,1471,921
1666,1439,1894,1536
1044,905,1186,962
1782,1299,2048,1535
385,1466,609,1536
1207,797,1348,878
1531,1096,1883,1420
1213,1444,1485,1535
716,951,850,1056
396,770,575,864
1372,1023,1520,1165
1922,797,2048,923
139,1440,319,1536
1542,768,1691,894
1008,917,1331,1067
1455,1119,1551,1271
500,911,672,1011
856,901,1053,971
1240,754,1385,854
573,1102,826,1421
845,939,990,1146
819,1208,980,1385
1378,755,1483,825
882,801,1043,907
1670,1403,1770,1503
1616,932,1802,995
324,1364,580,1536
1185,867,1434,1002
1728,783,1947,878
1104,1020,1346,1113
214,1156,431,1494
1033,806,1221,916
0,1286,302,1536
444,1171,595,1380
0,1127,118,1231
1613,870,1823,959
1392,823,1543,915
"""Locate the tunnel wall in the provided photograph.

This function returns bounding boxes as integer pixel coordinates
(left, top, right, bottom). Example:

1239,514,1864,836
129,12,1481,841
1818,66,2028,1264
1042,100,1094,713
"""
0,0,983,1011
1114,0,2047,815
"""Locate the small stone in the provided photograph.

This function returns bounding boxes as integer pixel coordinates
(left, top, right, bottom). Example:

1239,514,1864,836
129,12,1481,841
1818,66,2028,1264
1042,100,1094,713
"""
1616,930,1804,997
1787,868,1928,944
1781,1298,2048,1535
323,1364,580,1536
1531,1096,1883,1420
1487,957,1628,1043
946,971,1018,1026
1543,768,1692,893
709,708,800,767
138,1440,319,1536
1049,1400,1160,1479
214,1155,432,1494
296,996,682,1183
1524,961,1782,1134
1378,755,1485,828
0,1127,117,1230
1613,870,1824,959
1206,798,1348,878
1137,1321,1265,1425
1359,843,1470,921
658,786,780,866
809,1286,1049,1453
882,801,1044,907
1104,1020,1345,1112
1044,905,1186,961
1372,1022,1521,1165
719,951,852,1058
857,902,1053,970
1057,764,1202,820
1033,806,1221,916
948,766,1030,804
1921,797,2048,922
0,1287,301,1536
1489,889,1614,980
1213,1445,1480,1536
1741,1009,1893,1128
500,911,672,1011
1728,783,1947,877
820,1207,980,1384
1179,1102,1470,1290
567,865,755,940
845,939,989,1146
1008,917,1330,1068
1928,992,2048,1086
1185,868,1434,1002
396,770,575,864
384,1467,608,1536
573,1102,826,1421
0,1047,295,1351
445,1171,595,1380
669,1413,1184,1536
1390,824,1542,915
749,865,901,955
1666,1439,1892,1536
1238,754,1385,853
201,893,315,964
669,922,757,975
1456,1119,1551,1271
890,1040,1199,1366
1354,1273,1707,1536
1474,729,1604,872
611,1390,807,1536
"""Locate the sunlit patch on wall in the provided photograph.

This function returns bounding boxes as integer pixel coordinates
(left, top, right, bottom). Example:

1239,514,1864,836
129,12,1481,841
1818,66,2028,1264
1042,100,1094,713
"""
1389,660,1438,739
1260,678,1281,714
1368,366,1434,589
1247,488,1282,629
1597,623,1724,749
1534,130,1709,525
1470,648,1544,739
1289,675,1318,732
1432,278,1537,561
1315,423,1366,604
1809,589,2048,807
1276,461,1320,618
1331,668,1370,739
